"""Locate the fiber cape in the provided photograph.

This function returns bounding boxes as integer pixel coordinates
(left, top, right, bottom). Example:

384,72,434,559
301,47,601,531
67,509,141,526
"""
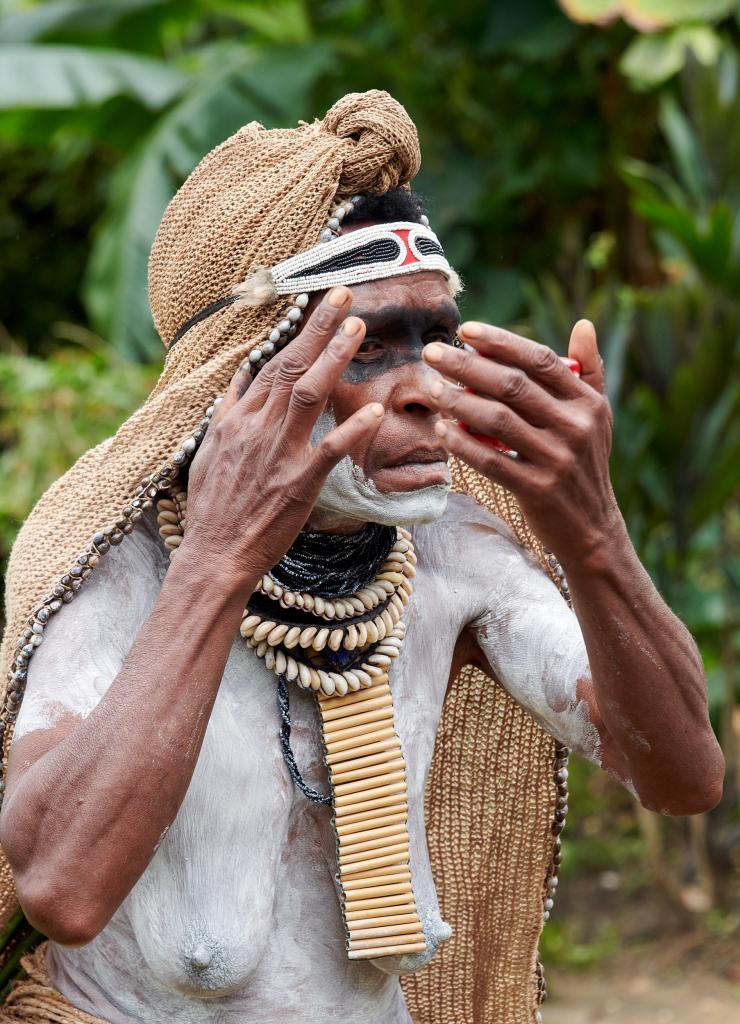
0,90,566,1022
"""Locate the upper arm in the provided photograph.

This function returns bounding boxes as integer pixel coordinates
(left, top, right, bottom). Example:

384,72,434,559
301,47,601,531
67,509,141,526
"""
6,527,164,793
462,513,606,767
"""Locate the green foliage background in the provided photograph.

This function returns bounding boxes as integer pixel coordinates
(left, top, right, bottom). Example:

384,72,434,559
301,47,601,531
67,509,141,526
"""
0,0,738,973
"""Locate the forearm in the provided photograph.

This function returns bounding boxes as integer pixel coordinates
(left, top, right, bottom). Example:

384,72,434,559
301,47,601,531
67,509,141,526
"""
3,545,257,939
560,516,724,814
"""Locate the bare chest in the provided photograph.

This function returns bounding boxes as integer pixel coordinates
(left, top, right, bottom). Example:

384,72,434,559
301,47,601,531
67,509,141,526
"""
50,561,465,1023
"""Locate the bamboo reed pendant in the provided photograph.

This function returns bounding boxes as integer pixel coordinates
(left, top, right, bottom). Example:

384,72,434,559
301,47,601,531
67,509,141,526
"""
318,669,426,962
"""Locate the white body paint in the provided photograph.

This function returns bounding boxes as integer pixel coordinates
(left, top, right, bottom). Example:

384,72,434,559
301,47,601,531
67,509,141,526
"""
311,411,452,528
16,493,599,1023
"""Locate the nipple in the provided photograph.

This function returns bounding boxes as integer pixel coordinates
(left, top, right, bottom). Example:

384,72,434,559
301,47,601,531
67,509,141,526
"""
190,943,213,970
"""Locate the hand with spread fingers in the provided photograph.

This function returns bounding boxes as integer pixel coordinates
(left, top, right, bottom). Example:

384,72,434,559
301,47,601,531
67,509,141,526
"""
183,286,384,583
422,319,616,566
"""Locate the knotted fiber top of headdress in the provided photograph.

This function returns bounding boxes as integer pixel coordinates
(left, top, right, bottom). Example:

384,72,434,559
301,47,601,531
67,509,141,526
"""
322,90,421,194
149,89,420,349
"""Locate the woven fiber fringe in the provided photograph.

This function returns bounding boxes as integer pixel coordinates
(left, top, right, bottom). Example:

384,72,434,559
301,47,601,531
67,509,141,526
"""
400,459,559,1024
0,945,107,1023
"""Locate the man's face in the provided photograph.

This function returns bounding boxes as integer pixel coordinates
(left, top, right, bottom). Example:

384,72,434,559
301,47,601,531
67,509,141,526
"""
307,268,459,526
332,270,457,490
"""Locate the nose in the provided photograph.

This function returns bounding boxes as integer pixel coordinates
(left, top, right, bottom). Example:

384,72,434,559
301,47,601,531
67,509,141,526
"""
390,358,441,418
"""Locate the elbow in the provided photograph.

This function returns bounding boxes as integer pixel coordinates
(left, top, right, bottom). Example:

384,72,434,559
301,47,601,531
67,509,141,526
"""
15,876,106,947
636,741,725,817
1,813,108,946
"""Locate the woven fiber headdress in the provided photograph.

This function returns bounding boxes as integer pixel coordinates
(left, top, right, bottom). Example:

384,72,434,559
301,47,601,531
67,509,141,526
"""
0,91,565,1023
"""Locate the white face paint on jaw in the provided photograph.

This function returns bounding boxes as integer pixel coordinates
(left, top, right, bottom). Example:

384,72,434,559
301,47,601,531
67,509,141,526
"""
311,411,451,527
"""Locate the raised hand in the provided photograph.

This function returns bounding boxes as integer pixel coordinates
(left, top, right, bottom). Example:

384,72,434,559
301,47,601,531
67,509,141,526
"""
182,286,382,586
422,319,619,565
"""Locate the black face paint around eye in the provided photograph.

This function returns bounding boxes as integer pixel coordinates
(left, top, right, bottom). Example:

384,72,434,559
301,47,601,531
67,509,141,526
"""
343,340,423,384
343,335,455,384
340,304,459,385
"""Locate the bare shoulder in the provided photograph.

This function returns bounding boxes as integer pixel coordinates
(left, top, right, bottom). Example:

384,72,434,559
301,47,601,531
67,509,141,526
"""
12,514,167,746
411,491,545,592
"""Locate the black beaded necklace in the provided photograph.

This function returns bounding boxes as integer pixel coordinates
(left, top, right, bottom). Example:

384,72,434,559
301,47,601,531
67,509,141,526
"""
269,521,395,597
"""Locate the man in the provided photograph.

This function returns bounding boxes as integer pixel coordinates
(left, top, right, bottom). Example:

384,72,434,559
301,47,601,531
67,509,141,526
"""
0,91,723,1024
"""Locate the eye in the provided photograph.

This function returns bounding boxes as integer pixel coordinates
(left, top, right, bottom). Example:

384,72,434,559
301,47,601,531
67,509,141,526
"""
423,329,454,346
352,337,386,362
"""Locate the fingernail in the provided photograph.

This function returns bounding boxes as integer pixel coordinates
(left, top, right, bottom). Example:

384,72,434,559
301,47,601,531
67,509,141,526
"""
424,342,444,363
429,380,444,398
342,316,363,335
366,403,385,419
460,321,483,338
328,286,351,307
435,420,448,438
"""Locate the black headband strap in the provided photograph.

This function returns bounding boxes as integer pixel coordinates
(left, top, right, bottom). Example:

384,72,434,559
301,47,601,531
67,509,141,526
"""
167,293,239,353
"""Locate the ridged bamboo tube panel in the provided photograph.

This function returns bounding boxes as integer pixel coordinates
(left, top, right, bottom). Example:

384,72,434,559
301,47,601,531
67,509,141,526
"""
341,863,411,883
340,840,410,866
336,794,408,821
336,809,408,837
345,902,421,921
349,930,425,950
318,675,425,961
341,824,407,852
325,725,396,754
344,892,416,912
334,768,406,798
346,913,419,930
336,802,409,830
343,870,411,891
321,682,391,712
335,779,406,809
348,941,426,960
326,737,401,766
332,754,406,783
342,881,412,900
339,849,411,876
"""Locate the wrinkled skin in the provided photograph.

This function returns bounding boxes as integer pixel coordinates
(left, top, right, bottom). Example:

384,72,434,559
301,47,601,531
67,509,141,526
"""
0,252,723,1023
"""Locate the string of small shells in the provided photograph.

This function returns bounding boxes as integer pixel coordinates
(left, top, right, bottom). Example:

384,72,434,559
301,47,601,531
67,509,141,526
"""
236,194,365,376
535,554,573,1014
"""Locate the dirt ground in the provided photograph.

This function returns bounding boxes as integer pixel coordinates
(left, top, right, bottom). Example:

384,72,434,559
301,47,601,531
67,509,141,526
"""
545,967,740,1023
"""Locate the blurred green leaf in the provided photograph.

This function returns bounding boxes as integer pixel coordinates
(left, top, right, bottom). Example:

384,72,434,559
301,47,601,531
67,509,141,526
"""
560,0,737,29
212,0,312,45
0,0,171,42
83,43,332,358
620,25,722,89
659,92,708,204
0,339,157,570
0,44,189,109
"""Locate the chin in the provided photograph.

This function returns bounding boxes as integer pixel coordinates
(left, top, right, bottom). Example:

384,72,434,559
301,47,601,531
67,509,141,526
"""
315,459,450,527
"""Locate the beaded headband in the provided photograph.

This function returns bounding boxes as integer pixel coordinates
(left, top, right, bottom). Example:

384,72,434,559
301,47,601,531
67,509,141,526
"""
167,196,461,372
232,222,459,306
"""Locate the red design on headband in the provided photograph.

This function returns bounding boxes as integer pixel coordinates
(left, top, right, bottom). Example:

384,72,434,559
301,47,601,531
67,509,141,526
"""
392,228,420,267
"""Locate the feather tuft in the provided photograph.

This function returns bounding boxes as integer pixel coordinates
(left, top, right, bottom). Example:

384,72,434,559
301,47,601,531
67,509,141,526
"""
446,269,464,298
233,267,278,307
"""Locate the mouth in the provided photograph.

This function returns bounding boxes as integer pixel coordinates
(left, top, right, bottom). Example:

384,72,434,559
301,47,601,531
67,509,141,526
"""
387,448,449,469
371,448,451,493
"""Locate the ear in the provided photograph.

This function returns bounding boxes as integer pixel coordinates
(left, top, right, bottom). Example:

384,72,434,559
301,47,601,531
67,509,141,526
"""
568,319,604,396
